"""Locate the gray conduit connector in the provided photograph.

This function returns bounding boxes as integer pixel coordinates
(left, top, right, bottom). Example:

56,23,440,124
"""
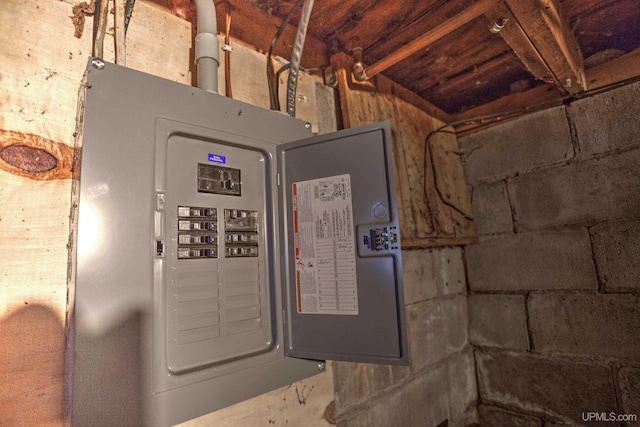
195,0,220,93
286,0,315,117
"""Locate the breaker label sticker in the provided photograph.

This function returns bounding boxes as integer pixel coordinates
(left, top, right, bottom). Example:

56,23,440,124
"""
292,174,358,315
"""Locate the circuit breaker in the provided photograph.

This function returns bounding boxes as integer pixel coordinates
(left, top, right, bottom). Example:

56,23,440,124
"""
68,59,407,426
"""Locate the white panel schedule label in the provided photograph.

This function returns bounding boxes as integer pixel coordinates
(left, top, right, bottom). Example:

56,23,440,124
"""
292,174,358,315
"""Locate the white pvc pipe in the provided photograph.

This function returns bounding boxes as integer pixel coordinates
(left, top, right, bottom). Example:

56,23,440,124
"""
194,0,220,93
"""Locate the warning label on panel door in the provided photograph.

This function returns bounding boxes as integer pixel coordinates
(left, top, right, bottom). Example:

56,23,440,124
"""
292,174,358,315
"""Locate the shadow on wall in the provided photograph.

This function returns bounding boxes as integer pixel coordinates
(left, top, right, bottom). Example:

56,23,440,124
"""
0,304,65,426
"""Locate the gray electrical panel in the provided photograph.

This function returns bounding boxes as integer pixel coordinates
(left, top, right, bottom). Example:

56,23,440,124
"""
67,59,407,427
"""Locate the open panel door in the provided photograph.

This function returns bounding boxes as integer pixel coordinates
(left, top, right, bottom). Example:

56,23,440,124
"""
278,122,409,365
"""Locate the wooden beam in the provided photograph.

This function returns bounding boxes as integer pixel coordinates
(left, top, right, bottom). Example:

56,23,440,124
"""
503,0,585,93
485,2,557,85
364,0,502,79
115,0,127,65
452,83,562,136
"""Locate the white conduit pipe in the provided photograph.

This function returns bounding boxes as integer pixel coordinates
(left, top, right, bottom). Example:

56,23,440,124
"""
286,0,315,117
194,0,220,93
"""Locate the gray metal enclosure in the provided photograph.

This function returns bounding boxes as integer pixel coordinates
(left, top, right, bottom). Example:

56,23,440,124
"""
68,59,407,426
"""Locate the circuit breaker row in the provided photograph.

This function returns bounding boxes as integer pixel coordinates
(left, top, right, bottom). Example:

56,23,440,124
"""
177,206,259,259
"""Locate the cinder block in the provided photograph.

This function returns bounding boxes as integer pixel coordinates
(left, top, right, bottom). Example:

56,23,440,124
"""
508,148,640,230
340,351,478,427
618,367,640,419
447,350,478,424
332,361,410,414
468,294,529,350
569,80,640,156
477,405,542,427
407,295,468,371
471,181,513,235
340,365,450,427
402,247,466,305
528,294,640,361
460,106,573,184
476,351,617,426
465,229,597,291
591,219,640,291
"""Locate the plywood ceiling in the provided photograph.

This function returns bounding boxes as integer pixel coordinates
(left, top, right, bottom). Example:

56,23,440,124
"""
153,0,640,127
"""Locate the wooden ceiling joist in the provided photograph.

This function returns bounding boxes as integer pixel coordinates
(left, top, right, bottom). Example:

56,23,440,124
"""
502,0,586,94
485,2,557,85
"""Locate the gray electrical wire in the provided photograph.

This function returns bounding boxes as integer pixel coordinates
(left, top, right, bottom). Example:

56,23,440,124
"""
267,0,303,111
286,0,315,117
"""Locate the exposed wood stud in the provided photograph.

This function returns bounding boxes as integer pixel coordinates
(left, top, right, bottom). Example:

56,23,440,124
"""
115,0,127,65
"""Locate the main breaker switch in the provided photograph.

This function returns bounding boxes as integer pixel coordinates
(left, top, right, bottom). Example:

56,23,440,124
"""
198,163,241,196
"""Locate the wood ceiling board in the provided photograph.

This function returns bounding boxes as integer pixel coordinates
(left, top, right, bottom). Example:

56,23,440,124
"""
567,0,640,60
386,17,514,95
363,0,502,79
362,0,473,63
424,52,540,115
150,0,329,67
308,0,425,52
561,0,629,25
227,0,329,67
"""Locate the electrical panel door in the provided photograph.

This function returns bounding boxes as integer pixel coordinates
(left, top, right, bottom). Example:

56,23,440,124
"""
279,123,407,365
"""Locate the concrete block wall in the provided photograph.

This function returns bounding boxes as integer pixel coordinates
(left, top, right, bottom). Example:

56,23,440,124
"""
460,81,640,426
334,247,478,426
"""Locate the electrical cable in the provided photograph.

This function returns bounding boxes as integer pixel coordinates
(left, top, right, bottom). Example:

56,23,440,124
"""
286,0,315,117
267,0,304,110
274,63,290,104
224,0,232,98
124,0,136,34
423,129,473,222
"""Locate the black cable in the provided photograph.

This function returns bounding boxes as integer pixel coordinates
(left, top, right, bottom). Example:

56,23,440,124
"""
423,129,473,222
274,63,290,104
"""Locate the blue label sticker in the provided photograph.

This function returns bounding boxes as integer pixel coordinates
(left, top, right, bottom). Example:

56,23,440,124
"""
208,153,226,164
